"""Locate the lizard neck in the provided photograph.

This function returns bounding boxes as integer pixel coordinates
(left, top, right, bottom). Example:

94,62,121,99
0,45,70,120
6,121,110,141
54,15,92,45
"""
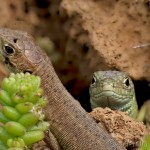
33,54,123,150
34,56,74,111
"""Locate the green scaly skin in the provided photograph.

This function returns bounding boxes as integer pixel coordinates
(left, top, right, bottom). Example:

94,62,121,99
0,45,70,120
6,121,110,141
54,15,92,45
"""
89,71,138,118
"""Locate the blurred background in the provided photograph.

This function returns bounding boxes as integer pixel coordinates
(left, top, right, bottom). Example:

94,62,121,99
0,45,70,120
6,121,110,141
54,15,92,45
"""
0,0,150,111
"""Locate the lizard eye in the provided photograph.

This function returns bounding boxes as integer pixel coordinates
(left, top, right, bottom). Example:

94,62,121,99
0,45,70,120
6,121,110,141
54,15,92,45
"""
124,77,130,87
91,77,96,85
4,45,15,55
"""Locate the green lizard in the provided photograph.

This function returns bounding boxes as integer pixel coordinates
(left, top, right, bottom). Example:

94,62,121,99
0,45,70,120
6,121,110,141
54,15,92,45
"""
89,71,138,118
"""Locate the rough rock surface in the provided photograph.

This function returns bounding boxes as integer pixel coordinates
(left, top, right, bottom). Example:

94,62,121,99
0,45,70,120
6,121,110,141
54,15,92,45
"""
90,107,148,148
61,0,150,81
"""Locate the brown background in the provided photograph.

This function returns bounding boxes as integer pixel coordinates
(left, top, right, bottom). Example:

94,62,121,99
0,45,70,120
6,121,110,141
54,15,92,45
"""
0,0,150,111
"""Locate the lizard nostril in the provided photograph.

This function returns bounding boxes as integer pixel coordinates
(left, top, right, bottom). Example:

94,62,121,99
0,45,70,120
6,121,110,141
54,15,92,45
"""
13,38,18,43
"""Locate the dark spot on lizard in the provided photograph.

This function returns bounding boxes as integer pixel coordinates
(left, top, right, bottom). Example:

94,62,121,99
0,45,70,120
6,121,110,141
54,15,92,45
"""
13,38,18,43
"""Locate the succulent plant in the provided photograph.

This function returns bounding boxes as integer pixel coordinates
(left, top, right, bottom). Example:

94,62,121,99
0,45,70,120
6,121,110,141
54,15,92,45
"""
0,73,49,149
139,134,150,150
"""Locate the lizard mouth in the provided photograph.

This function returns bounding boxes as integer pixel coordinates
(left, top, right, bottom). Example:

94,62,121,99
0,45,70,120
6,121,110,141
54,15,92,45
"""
4,57,33,74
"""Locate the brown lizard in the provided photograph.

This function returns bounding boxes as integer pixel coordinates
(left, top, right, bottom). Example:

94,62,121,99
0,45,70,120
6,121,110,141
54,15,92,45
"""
0,28,125,150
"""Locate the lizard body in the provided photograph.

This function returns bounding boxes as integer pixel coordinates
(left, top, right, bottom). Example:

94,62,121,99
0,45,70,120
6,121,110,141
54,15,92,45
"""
0,28,124,150
89,71,138,118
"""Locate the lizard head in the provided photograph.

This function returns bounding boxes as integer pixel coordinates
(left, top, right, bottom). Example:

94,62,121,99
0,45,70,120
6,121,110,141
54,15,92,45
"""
89,71,138,118
0,28,43,74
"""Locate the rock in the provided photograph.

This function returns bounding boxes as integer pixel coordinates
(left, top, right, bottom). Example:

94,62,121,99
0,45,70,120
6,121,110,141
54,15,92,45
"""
90,107,148,148
61,0,150,81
